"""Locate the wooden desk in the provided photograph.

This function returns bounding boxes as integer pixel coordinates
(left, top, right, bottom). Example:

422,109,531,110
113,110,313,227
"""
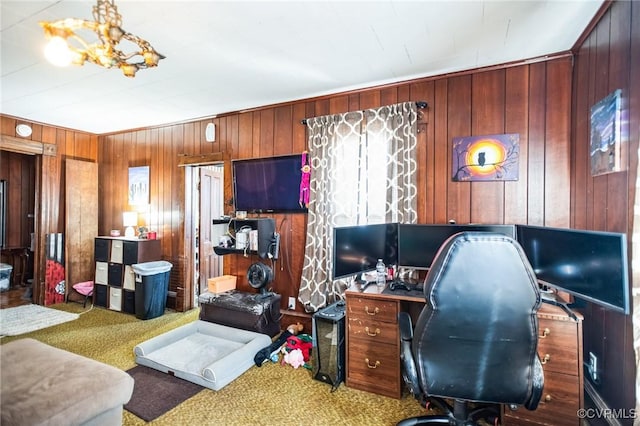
344,283,422,399
344,284,583,425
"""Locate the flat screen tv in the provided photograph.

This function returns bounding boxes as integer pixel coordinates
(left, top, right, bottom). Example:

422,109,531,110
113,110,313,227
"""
516,225,630,314
397,224,516,269
232,154,308,214
332,223,398,280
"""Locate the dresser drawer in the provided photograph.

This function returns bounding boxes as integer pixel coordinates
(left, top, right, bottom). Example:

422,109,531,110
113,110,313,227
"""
504,372,580,426
347,297,398,323
348,317,398,345
537,317,579,375
347,338,400,398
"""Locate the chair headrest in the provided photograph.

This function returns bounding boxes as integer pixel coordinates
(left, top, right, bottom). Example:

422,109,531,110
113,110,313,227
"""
424,231,541,309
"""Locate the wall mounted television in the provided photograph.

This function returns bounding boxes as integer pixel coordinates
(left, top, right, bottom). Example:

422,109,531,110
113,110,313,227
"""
516,225,630,314
397,224,516,269
232,154,308,214
332,223,398,280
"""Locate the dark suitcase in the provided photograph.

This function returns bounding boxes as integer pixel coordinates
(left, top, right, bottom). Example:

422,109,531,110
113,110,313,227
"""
198,290,282,337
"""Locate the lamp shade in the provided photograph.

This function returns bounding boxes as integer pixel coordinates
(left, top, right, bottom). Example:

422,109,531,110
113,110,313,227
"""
123,211,138,237
123,211,138,227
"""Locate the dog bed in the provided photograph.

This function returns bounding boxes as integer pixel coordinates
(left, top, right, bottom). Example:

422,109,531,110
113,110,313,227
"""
133,320,271,390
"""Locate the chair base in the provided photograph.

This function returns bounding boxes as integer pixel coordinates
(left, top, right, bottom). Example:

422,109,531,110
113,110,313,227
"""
397,398,499,426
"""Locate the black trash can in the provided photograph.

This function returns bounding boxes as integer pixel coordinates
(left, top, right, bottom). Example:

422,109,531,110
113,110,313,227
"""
132,261,172,320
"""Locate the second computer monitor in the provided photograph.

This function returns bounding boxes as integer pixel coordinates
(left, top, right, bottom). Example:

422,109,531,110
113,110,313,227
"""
397,224,516,269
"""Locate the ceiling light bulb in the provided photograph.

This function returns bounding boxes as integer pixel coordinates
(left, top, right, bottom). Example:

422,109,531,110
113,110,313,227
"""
44,36,73,67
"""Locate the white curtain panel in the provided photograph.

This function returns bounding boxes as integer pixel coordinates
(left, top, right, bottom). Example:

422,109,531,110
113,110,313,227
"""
298,102,417,313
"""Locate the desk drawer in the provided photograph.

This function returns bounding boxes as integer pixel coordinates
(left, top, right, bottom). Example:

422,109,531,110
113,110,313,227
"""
348,317,398,345
537,317,578,375
347,338,400,397
347,297,398,323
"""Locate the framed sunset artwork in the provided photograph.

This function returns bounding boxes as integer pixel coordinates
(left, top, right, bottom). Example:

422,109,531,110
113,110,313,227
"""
452,133,519,182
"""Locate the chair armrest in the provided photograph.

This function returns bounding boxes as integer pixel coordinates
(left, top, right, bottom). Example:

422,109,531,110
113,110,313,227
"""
399,311,414,341
398,312,421,397
524,355,545,410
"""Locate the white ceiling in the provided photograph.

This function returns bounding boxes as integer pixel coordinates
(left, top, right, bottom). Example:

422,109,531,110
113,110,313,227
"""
1,0,604,135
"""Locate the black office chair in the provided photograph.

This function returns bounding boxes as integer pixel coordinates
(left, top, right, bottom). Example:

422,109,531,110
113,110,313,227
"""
398,232,544,426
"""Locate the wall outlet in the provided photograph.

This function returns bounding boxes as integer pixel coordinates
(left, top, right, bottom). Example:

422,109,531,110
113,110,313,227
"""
589,352,598,382
288,297,296,310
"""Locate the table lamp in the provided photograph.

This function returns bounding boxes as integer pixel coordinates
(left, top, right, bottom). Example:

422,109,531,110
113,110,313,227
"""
123,211,138,237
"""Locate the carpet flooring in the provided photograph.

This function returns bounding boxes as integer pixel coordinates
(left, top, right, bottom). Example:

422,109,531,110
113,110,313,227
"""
0,304,79,337
124,365,204,422
0,304,432,425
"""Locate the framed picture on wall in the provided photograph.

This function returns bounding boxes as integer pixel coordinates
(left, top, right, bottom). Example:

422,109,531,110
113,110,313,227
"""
451,133,519,181
128,166,149,205
590,89,622,176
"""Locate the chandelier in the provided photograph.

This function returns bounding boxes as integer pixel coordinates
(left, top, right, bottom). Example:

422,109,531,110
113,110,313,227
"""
39,0,165,77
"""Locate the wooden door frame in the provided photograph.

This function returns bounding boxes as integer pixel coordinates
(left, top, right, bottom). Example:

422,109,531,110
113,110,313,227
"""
179,152,228,311
1,135,57,306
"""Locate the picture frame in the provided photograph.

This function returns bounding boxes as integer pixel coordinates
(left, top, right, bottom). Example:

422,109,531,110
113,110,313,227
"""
128,166,149,205
452,133,519,181
590,89,622,176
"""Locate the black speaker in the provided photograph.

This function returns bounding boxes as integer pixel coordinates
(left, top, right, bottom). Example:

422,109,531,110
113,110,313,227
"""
312,300,346,391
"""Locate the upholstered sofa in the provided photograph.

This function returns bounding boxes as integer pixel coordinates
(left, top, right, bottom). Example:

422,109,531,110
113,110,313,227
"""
1,338,134,426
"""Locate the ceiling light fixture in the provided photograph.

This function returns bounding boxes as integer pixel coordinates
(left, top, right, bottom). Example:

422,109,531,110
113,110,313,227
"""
39,0,165,77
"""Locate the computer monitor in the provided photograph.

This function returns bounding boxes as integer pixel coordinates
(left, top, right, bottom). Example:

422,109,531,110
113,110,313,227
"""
397,224,516,269
332,223,398,280
516,225,630,314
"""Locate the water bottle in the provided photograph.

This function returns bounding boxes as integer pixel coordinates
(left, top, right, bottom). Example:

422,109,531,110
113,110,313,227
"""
375,259,386,287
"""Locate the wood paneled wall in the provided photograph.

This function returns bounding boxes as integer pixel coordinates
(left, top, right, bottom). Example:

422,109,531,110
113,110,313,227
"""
99,56,573,315
0,116,98,305
571,0,638,416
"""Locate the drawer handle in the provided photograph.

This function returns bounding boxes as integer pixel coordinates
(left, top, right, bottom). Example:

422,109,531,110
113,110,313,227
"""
365,358,381,369
365,327,380,337
365,306,379,316
541,354,551,365
539,328,551,339
541,394,552,403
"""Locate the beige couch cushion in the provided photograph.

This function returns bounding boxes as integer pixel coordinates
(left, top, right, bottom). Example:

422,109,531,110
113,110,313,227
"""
1,338,134,426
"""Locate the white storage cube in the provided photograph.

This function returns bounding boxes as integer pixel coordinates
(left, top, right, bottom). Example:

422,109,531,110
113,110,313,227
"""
110,240,123,263
109,287,122,311
123,265,135,291
95,262,108,285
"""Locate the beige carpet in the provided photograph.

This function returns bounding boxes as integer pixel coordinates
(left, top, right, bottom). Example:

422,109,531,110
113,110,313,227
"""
0,303,431,425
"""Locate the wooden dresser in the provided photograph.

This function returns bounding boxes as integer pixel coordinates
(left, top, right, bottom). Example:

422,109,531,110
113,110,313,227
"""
345,285,584,426
503,302,584,426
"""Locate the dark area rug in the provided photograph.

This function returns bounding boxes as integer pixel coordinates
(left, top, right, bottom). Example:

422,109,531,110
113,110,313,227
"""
124,365,204,422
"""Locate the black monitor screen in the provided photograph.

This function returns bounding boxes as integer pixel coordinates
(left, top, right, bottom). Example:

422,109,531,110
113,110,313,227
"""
332,223,398,280
397,224,516,269
232,154,308,213
516,225,629,314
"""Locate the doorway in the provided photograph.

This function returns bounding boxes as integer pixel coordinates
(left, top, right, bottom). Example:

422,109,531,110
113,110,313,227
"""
190,165,224,305
0,150,36,304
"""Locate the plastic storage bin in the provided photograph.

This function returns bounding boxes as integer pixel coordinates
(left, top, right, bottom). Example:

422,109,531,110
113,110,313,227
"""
131,261,172,320
0,263,13,292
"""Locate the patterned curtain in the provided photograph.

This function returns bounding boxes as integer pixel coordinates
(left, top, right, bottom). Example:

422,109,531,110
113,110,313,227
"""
298,102,418,313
